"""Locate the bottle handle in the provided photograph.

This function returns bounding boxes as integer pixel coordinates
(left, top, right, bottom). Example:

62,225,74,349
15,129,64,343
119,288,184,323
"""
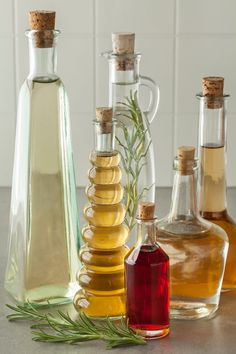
140,75,160,124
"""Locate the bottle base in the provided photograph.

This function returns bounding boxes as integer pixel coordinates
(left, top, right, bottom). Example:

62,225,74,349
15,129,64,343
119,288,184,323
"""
5,282,78,308
130,326,169,339
73,289,125,319
170,301,218,320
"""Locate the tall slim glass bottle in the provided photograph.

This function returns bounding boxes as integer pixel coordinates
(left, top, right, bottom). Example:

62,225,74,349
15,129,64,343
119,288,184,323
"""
197,76,236,291
157,146,228,319
74,108,129,318
102,33,160,235
4,11,79,305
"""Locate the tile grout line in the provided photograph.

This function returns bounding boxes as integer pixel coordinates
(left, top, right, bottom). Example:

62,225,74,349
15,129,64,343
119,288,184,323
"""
12,0,18,128
93,0,96,113
172,0,178,172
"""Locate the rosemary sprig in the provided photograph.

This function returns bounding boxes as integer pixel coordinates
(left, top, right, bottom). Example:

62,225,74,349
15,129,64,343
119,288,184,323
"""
116,91,153,230
6,303,146,349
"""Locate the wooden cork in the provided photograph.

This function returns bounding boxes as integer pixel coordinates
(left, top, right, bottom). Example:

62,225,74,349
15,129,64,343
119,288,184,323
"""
112,32,135,71
138,202,155,220
96,107,113,133
202,76,224,109
112,33,135,55
177,146,195,175
29,10,56,48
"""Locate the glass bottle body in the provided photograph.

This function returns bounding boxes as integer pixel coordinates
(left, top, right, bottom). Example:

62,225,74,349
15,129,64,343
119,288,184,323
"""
157,160,228,320
4,30,79,306
125,218,169,339
103,52,159,236
197,95,236,290
74,121,129,318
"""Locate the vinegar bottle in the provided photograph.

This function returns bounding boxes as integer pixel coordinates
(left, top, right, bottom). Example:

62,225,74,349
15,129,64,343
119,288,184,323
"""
157,146,228,319
74,107,129,318
4,11,79,306
102,33,160,236
125,202,169,339
197,77,236,291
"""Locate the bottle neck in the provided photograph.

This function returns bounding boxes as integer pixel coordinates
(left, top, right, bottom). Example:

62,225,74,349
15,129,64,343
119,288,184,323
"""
197,95,229,213
105,52,141,111
94,121,116,153
136,218,157,246
27,30,59,82
169,170,199,221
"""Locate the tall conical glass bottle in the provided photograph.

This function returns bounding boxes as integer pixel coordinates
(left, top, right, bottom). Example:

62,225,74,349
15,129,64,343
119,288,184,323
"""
197,76,236,291
157,146,228,320
74,108,129,318
4,11,79,306
102,33,160,236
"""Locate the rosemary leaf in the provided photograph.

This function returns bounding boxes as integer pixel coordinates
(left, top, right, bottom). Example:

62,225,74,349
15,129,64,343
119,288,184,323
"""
6,303,146,349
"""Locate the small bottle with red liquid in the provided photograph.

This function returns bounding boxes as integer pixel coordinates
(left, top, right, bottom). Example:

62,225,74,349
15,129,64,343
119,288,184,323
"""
125,202,170,339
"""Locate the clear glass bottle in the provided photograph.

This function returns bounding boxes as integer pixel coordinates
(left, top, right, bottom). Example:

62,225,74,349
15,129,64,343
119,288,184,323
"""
74,108,129,318
4,11,79,306
157,146,228,320
197,76,236,291
125,202,169,339
102,33,160,235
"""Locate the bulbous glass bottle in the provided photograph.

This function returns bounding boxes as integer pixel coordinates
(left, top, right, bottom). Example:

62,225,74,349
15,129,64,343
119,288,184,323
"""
74,108,129,318
157,146,228,320
4,11,79,306
102,33,160,237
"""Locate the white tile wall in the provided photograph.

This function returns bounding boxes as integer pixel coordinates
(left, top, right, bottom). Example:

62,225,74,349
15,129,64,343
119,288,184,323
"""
0,0,236,187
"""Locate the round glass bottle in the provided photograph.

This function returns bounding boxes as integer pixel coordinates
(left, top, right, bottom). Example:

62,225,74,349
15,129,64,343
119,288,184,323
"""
157,146,228,320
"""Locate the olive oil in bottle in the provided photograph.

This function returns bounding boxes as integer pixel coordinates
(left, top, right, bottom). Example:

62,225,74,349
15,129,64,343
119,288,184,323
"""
74,108,129,318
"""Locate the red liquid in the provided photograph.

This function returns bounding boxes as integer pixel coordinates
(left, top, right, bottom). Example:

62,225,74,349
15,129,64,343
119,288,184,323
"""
125,244,169,337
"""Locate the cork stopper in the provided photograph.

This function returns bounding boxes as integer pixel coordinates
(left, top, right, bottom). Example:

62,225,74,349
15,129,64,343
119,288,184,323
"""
176,146,195,175
112,32,135,71
202,76,224,109
28,10,56,48
96,107,113,133
138,202,155,220
112,33,135,55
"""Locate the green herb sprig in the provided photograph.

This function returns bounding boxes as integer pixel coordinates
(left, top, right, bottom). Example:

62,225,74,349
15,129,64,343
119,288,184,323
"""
6,303,146,349
116,91,154,230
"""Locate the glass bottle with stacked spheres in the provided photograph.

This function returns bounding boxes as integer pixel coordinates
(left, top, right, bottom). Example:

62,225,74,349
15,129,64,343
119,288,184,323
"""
74,107,129,318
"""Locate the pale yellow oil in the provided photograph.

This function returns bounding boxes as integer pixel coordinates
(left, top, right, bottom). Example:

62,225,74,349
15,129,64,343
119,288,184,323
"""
74,151,129,318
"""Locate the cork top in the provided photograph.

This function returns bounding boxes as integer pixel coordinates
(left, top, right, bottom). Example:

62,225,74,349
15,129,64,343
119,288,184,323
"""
96,107,113,123
28,11,56,48
176,146,196,175
29,10,55,30
177,146,195,161
112,32,135,54
202,77,224,97
96,107,113,134
138,202,155,220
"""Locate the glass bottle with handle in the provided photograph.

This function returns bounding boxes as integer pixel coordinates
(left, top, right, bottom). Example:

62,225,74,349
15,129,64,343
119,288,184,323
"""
197,76,236,291
4,11,80,306
102,33,160,236
157,146,228,320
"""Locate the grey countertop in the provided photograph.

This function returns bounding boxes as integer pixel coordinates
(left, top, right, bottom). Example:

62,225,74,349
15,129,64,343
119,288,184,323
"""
1,187,236,354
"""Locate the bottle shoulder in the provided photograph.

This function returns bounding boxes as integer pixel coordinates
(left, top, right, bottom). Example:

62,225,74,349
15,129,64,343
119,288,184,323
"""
157,217,228,243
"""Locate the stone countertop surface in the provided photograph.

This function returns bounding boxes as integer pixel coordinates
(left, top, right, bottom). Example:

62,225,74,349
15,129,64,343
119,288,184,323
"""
0,187,236,354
